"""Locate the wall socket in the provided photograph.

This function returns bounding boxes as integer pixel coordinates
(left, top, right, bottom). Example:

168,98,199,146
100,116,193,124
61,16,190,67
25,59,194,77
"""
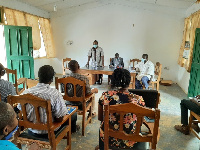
164,67,169,70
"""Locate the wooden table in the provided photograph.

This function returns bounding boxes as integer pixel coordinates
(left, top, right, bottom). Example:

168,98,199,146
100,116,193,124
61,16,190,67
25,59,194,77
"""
80,66,136,89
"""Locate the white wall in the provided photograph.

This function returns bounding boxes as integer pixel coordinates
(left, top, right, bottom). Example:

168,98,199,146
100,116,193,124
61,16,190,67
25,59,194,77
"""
49,4,184,82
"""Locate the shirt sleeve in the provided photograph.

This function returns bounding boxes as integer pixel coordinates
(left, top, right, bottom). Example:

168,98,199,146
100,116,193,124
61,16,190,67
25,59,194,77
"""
147,62,155,76
9,83,16,96
100,48,104,56
85,77,92,95
52,92,68,118
88,48,92,57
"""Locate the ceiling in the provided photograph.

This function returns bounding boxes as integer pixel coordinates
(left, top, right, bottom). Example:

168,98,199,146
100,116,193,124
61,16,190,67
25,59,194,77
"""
15,0,197,13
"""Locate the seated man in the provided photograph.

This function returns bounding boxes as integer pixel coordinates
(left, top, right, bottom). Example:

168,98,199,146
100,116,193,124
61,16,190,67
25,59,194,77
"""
0,63,16,102
134,54,154,89
0,101,19,150
110,53,124,68
174,96,200,135
64,60,98,117
19,65,78,134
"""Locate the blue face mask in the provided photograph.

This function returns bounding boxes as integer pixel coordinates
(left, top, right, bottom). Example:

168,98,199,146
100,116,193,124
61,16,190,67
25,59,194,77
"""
3,125,19,140
141,58,146,63
93,45,98,48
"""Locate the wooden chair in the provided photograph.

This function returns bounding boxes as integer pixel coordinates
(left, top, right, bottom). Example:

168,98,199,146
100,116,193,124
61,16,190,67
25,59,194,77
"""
5,68,27,95
62,58,71,75
7,94,72,150
189,111,200,140
108,58,112,84
104,103,160,150
55,77,94,136
26,79,39,89
148,62,162,91
130,59,141,68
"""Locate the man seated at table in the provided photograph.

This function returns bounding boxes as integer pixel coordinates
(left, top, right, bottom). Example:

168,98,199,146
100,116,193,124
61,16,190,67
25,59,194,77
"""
64,60,98,117
0,63,16,102
134,54,154,89
110,53,124,68
19,65,78,134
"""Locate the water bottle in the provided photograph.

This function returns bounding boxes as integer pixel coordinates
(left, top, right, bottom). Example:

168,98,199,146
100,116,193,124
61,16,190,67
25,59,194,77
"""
129,65,132,72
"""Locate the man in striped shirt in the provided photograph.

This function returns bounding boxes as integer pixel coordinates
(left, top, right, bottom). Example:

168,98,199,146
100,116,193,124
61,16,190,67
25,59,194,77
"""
0,63,16,102
20,65,78,135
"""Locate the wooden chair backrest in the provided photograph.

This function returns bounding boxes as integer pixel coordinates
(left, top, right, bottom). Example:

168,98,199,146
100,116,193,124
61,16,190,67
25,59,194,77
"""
7,94,53,130
154,62,162,82
130,59,141,68
62,58,71,75
104,103,160,150
26,79,39,89
55,77,86,102
5,68,18,86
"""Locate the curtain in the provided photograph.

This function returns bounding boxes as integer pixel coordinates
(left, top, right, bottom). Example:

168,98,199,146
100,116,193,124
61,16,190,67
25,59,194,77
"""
39,18,55,58
178,13,200,72
25,14,41,50
4,8,15,25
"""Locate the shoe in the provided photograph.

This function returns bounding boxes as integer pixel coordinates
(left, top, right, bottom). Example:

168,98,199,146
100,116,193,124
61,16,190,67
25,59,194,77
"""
174,125,189,135
192,123,200,133
92,112,96,118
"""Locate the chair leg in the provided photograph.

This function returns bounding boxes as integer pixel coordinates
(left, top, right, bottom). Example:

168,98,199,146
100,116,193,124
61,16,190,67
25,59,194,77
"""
152,83,154,90
156,82,159,91
189,111,193,134
82,112,85,136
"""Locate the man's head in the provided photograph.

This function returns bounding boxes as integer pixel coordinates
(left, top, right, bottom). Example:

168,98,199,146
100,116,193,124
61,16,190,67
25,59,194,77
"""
0,102,18,140
93,40,98,48
142,54,148,63
0,63,5,77
115,53,119,59
38,65,55,84
68,60,80,72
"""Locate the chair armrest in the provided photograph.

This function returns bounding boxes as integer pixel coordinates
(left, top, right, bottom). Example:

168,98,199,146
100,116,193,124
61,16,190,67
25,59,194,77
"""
17,78,27,85
52,106,77,130
85,93,95,101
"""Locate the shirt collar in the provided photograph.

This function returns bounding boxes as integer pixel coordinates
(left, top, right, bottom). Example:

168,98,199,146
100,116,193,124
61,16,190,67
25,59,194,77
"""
36,83,50,88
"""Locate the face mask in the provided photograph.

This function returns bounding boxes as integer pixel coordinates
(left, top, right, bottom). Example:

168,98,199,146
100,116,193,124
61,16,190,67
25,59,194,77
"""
141,58,146,63
3,125,19,140
93,45,98,48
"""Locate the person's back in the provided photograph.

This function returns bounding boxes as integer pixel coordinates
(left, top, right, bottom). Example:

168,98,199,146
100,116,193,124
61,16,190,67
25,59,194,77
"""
20,65,68,134
0,63,16,102
97,68,145,150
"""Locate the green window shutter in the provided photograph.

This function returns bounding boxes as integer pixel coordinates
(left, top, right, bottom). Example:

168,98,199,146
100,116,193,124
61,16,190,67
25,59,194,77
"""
4,25,34,84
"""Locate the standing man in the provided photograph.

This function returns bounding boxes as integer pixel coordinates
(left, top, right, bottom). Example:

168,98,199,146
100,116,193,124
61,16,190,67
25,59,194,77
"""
110,53,124,68
134,54,154,89
87,40,104,84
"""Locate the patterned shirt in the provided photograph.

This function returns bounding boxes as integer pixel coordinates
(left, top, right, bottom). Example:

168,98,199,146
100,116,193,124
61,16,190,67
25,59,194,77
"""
0,79,16,102
64,72,91,96
135,60,154,81
99,90,145,149
88,47,104,66
19,83,68,134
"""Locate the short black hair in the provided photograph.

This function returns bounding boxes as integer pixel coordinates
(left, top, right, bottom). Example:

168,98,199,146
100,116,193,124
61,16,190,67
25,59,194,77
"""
115,53,119,57
68,60,79,72
0,63,5,76
93,40,98,44
38,65,55,83
0,102,15,132
142,54,148,58
111,68,131,88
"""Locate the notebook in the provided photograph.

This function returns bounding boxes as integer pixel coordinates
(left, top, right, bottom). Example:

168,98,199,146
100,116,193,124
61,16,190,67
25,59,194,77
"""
66,107,76,115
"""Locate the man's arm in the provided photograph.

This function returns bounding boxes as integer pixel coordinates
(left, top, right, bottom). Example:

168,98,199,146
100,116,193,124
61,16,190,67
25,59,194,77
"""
54,116,64,122
87,56,91,65
101,56,104,66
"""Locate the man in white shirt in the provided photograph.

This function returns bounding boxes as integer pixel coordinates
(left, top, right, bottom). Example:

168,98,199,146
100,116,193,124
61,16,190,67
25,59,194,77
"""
134,54,154,89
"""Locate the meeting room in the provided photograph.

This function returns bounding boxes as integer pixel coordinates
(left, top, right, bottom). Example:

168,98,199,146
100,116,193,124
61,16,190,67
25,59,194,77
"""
0,0,200,150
